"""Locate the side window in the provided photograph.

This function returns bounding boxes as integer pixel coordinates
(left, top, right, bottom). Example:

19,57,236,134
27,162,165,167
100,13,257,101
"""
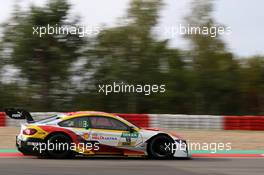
90,116,128,131
58,117,90,128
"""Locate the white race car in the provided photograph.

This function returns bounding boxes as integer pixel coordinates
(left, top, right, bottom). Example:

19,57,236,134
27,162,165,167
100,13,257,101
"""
5,108,190,159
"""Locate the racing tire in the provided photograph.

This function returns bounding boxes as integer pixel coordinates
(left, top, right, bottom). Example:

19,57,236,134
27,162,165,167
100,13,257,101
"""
147,135,175,159
45,133,74,159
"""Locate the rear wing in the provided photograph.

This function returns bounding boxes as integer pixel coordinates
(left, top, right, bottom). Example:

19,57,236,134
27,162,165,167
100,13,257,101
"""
4,108,34,123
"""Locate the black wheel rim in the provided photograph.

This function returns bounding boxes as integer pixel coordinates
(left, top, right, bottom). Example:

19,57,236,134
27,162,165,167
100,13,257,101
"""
152,137,172,157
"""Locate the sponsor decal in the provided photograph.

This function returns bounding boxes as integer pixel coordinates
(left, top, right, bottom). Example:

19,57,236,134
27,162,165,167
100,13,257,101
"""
118,140,137,146
92,134,118,141
82,133,90,140
118,132,139,146
121,132,139,138
121,142,131,146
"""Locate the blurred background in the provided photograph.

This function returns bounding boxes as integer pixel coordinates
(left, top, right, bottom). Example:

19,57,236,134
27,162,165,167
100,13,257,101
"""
0,0,263,114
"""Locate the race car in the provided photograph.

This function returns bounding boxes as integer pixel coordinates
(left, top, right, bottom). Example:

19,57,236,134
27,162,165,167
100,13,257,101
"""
5,108,189,159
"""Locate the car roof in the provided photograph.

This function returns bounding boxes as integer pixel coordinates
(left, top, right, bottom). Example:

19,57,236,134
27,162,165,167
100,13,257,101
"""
42,111,139,130
61,111,118,120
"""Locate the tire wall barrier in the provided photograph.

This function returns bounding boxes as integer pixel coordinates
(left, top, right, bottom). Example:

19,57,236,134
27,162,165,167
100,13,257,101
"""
224,116,264,131
149,114,223,130
1,112,264,131
0,112,6,126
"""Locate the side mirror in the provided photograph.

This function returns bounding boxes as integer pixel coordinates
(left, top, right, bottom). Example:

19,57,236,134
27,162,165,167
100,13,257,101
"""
128,126,135,133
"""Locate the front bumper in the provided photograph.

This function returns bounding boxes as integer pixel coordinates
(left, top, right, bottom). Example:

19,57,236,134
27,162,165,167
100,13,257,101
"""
173,139,190,158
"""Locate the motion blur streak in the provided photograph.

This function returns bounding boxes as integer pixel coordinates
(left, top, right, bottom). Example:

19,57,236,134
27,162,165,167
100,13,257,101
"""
1,0,264,115
0,158,263,175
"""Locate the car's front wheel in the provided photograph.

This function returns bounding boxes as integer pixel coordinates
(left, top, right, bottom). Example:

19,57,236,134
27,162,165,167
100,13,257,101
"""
147,135,175,159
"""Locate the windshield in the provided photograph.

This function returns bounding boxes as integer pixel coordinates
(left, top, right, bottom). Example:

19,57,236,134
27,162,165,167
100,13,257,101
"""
115,115,140,129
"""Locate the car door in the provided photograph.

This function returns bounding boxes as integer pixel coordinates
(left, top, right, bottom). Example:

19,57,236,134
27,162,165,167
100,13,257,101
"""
89,116,142,148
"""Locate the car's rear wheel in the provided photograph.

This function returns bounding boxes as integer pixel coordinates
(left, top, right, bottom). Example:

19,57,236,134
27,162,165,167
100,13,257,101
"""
46,133,73,159
147,135,175,159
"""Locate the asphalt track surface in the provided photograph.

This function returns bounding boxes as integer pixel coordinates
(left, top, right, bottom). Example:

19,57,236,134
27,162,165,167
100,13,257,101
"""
0,157,263,175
